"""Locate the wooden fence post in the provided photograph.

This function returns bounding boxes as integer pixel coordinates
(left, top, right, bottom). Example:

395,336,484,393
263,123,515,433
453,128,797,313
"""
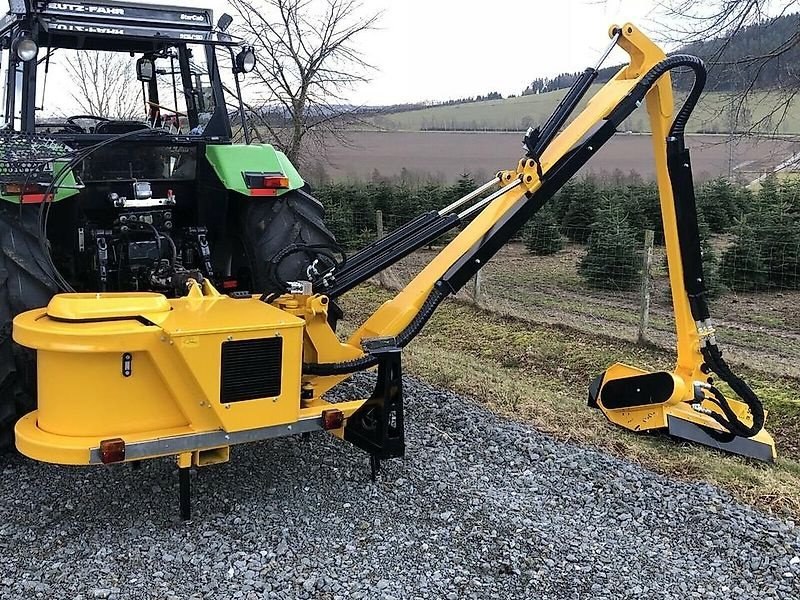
637,229,655,345
471,269,483,306
375,209,384,240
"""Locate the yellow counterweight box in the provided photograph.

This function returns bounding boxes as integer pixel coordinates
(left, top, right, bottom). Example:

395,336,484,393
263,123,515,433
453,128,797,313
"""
13,282,304,465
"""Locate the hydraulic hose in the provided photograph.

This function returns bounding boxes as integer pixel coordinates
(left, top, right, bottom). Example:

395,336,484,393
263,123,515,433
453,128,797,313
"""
608,54,706,138
666,55,706,139
303,285,447,376
700,344,766,439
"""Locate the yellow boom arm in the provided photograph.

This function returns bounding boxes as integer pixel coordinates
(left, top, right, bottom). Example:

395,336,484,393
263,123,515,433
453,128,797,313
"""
300,23,774,460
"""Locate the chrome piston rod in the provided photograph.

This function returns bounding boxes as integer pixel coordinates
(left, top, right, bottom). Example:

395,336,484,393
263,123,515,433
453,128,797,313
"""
458,178,524,220
438,176,500,216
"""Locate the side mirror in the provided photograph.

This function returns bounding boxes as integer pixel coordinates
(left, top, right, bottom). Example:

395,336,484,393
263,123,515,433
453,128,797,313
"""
217,13,233,32
136,57,154,82
233,46,256,74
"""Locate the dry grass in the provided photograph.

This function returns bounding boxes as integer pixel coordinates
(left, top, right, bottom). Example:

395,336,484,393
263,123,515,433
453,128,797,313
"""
339,284,800,518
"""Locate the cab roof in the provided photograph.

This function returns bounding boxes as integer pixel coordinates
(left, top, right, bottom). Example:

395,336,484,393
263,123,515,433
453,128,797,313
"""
3,0,239,51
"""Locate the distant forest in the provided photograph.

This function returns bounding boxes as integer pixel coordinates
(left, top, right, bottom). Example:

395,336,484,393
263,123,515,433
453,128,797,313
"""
522,12,800,95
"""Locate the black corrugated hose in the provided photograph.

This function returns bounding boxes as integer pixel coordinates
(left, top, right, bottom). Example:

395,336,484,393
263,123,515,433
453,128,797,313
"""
303,285,447,376
614,54,707,140
701,344,766,439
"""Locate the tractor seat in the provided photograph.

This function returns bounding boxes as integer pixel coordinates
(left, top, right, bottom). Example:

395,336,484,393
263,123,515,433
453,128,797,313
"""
94,120,150,135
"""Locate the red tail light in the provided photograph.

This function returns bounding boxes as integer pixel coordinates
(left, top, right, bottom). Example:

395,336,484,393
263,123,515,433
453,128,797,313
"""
21,193,52,204
99,438,126,464
262,175,290,189
243,172,290,192
3,183,43,195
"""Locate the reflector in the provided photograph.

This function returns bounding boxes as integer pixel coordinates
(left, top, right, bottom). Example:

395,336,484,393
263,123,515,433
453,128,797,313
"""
322,409,344,430
99,438,126,464
3,183,41,195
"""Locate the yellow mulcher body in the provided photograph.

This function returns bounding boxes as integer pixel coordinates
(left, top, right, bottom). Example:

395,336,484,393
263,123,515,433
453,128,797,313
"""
13,24,776,518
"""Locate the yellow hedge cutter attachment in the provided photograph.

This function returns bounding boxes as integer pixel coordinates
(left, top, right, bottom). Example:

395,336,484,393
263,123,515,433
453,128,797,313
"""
13,23,776,519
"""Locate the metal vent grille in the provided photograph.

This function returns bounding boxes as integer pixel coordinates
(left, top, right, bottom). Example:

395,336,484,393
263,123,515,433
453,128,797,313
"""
220,337,283,403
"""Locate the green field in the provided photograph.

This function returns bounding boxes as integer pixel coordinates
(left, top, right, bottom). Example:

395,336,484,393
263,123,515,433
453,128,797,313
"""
373,86,800,135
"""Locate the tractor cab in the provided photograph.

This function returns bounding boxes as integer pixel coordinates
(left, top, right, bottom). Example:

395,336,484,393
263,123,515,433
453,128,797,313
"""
0,0,254,138
0,0,260,225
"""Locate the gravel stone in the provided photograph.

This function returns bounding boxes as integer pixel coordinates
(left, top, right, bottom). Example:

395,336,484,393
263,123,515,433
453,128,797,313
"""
0,373,798,599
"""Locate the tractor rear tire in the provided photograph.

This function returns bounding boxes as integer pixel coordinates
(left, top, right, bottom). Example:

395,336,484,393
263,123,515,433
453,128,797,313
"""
0,207,59,453
239,189,339,295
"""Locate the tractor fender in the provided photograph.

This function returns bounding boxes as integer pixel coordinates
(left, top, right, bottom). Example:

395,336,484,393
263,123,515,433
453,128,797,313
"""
205,144,304,197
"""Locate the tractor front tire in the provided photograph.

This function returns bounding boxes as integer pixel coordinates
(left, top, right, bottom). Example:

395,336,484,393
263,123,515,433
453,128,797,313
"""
239,189,339,294
0,207,58,453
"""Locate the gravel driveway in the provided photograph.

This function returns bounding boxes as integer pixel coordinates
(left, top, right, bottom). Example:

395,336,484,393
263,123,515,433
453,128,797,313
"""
1,374,798,599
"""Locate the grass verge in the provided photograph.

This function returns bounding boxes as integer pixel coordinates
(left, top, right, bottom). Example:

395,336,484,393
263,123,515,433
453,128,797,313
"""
340,284,800,517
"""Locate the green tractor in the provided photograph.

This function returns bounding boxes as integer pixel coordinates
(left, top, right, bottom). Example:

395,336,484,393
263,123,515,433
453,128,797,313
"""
0,0,338,449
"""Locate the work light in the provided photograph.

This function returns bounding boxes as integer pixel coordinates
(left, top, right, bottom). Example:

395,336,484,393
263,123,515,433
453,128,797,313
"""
234,46,256,74
13,34,37,62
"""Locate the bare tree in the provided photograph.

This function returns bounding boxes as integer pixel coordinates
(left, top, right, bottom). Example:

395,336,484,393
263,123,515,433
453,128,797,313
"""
63,51,142,119
229,0,381,164
657,1,800,138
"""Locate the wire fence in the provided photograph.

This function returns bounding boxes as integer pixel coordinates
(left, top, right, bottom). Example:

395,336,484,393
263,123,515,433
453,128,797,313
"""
334,210,800,377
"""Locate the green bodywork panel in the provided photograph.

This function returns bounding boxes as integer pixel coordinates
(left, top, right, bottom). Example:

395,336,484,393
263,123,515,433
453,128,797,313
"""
205,144,304,196
0,161,80,204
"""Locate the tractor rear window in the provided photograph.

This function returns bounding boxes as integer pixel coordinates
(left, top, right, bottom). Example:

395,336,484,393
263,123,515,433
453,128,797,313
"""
78,145,197,181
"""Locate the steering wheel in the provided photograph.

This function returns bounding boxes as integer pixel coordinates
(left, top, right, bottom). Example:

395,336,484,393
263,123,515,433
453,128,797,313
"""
65,115,110,133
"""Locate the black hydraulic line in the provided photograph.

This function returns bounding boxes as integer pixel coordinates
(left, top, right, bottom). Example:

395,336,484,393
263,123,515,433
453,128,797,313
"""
303,284,447,376
701,345,765,438
612,54,706,137
315,178,501,296
325,210,440,277
319,213,460,299
669,60,706,139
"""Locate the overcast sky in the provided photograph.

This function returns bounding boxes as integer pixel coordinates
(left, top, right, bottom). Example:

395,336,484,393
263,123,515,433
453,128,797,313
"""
166,0,661,106
345,0,659,105
38,0,666,113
